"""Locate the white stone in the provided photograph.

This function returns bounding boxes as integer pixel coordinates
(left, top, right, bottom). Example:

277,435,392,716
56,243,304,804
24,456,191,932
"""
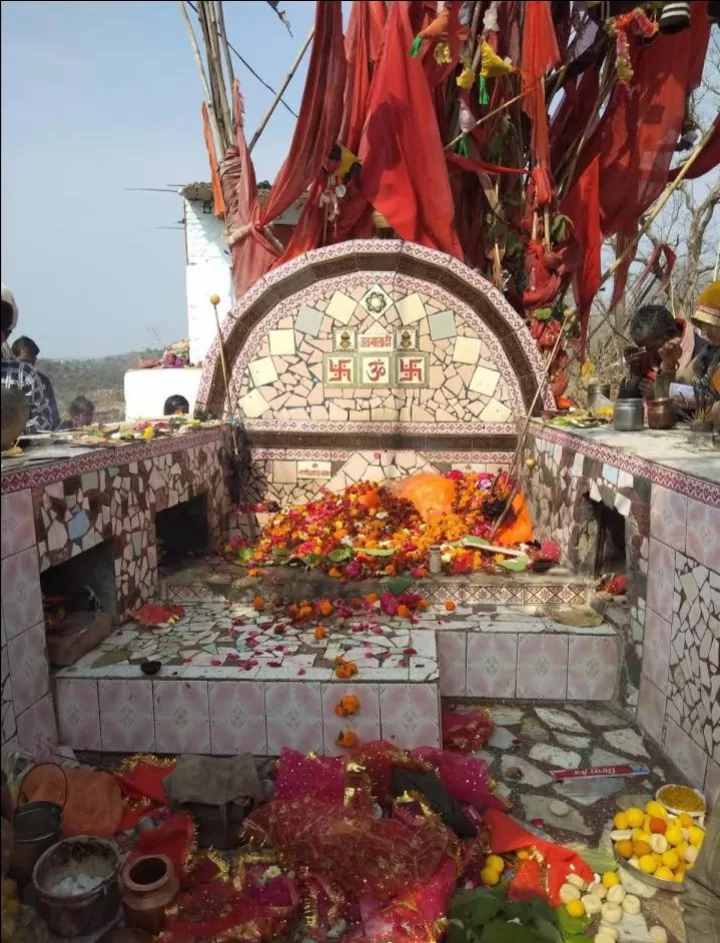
553,776,625,807
238,388,270,419
396,293,426,325
521,795,591,836
489,706,525,726
249,356,279,387
326,291,357,324
480,400,511,422
489,727,517,750
428,310,457,340
529,743,583,769
566,705,624,727
603,729,649,758
535,707,588,733
295,304,324,336
556,733,591,749
268,329,296,356
500,755,552,788
453,336,482,364
469,365,501,397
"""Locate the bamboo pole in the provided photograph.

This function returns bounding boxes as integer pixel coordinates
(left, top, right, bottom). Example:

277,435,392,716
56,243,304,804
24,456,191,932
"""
489,122,718,540
211,296,234,419
178,0,224,159
215,0,236,128
444,85,534,152
248,27,314,154
206,2,233,147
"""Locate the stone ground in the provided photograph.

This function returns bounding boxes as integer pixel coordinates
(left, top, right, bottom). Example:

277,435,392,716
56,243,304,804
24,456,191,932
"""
454,698,694,943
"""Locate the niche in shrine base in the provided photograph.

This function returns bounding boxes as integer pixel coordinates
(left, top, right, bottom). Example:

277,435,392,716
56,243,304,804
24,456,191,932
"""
197,241,552,508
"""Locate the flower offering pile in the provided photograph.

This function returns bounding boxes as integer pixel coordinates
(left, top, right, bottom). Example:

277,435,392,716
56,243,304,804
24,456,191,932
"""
229,471,561,578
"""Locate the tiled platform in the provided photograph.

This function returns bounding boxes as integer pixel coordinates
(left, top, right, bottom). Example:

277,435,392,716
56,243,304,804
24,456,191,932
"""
53,592,620,757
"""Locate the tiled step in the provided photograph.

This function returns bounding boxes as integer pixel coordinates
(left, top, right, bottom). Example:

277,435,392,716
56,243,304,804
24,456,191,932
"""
159,561,592,608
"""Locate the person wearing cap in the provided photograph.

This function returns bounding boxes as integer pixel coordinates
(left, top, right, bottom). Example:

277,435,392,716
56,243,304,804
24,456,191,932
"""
618,303,702,400
680,280,720,383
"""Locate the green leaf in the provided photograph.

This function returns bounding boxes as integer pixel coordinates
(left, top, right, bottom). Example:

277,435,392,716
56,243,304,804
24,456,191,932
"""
555,907,591,938
92,648,130,668
387,575,414,596
531,917,562,943
358,547,394,557
533,307,554,322
450,890,503,929
498,555,530,572
479,920,547,943
327,548,352,563
236,547,254,564
463,535,491,548
577,847,617,875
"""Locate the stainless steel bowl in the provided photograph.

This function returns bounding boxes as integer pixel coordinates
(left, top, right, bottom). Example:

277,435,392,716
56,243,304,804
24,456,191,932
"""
614,398,644,431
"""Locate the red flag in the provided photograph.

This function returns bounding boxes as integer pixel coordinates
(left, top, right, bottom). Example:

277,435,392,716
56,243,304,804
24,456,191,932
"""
359,1,462,258
521,1,560,174
561,155,601,356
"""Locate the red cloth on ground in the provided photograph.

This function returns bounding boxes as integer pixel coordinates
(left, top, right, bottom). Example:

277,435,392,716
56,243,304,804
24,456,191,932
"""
359,1,462,257
484,809,594,907
230,1,346,292
117,759,176,831
561,154,601,356
441,709,495,753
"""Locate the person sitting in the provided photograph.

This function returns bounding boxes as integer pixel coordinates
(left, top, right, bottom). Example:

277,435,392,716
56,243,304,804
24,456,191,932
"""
619,303,705,401
11,336,61,429
680,279,720,386
164,394,190,417
58,395,95,430
1,300,54,434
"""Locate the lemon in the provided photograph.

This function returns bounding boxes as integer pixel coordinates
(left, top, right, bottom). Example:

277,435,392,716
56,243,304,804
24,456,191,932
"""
661,850,680,870
602,871,620,888
639,854,658,874
566,899,586,918
614,811,630,830
480,867,500,886
485,855,505,874
655,866,675,882
688,827,705,848
626,807,644,828
665,826,683,847
646,800,667,819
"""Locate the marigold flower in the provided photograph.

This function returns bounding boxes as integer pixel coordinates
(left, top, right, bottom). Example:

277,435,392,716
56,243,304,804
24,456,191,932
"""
314,626,326,641
396,604,410,619
336,730,359,749
253,596,265,610
445,600,456,612
335,695,360,717
365,593,379,605
328,567,342,578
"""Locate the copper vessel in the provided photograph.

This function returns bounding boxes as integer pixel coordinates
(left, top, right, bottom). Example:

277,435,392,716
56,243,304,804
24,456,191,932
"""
647,397,677,430
120,855,179,935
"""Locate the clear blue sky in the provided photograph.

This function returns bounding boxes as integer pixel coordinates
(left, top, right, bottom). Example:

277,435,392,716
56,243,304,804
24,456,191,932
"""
1,0,321,358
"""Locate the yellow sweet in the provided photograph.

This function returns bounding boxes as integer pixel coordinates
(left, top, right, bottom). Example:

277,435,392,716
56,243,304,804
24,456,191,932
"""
688,826,705,848
678,812,694,828
632,839,652,858
566,899,586,918
485,855,505,874
661,850,680,870
602,872,620,888
481,867,500,886
616,839,634,859
626,807,644,828
655,866,675,882
613,811,629,830
639,855,657,874
675,841,689,860
665,826,683,847
645,800,667,819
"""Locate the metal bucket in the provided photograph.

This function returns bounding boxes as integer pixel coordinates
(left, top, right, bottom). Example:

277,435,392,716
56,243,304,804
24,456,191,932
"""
11,802,63,885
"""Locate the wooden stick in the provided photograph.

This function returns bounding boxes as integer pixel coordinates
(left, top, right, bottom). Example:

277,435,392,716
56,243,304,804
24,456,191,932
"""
444,85,534,152
248,27,314,153
215,0,235,128
178,0,223,158
212,299,234,419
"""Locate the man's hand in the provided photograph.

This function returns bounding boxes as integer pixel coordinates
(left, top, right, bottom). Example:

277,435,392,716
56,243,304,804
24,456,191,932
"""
658,337,682,373
638,377,655,398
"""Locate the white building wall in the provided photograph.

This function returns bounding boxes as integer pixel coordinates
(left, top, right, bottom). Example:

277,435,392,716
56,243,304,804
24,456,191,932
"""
185,197,233,364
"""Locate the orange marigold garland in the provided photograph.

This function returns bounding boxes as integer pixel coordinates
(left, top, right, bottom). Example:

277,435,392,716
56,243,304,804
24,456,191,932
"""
335,695,360,718
336,730,359,749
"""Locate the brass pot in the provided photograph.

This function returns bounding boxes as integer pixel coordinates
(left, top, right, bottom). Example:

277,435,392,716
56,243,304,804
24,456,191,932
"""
1,387,29,450
647,397,677,430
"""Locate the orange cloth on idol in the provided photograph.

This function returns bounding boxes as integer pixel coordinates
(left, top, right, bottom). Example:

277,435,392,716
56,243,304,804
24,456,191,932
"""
394,473,456,525
495,493,533,547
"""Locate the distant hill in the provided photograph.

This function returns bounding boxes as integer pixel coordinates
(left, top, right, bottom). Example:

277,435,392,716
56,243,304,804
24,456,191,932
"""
37,349,162,423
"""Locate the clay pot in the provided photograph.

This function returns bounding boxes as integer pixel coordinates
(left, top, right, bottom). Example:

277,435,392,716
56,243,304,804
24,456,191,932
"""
120,855,179,935
0,387,29,450
647,397,677,430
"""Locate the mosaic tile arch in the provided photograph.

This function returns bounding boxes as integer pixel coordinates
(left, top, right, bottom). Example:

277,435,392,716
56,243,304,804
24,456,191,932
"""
196,241,555,437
